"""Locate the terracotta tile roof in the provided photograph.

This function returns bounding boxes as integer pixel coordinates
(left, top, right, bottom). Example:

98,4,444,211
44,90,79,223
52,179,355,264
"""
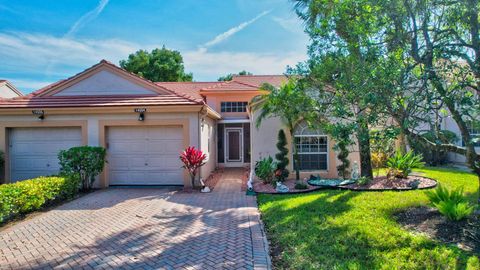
155,82,218,100
231,75,288,88
0,94,198,108
199,80,260,92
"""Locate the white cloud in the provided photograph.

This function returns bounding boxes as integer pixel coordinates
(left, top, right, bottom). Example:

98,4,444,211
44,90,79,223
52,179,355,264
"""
0,31,307,91
199,10,271,52
272,16,304,33
65,0,109,38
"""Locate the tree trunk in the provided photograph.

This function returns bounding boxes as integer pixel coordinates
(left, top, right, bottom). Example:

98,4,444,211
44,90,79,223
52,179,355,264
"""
290,129,300,180
397,129,408,154
357,123,373,179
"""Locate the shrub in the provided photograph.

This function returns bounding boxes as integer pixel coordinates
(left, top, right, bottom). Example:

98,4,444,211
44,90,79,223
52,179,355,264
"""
294,181,308,190
275,130,290,182
357,176,371,186
58,146,107,191
425,184,474,221
180,146,207,188
409,130,458,166
0,176,80,223
386,151,425,179
255,156,277,184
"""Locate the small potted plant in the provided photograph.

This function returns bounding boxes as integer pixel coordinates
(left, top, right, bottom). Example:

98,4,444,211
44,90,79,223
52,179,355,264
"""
180,146,207,189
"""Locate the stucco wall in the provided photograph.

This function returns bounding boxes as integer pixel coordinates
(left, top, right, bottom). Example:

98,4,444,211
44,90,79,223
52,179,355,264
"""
0,111,202,187
0,84,21,98
250,110,346,180
199,116,217,181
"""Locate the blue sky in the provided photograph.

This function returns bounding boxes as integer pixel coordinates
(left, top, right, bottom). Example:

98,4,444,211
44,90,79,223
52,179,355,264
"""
0,0,309,93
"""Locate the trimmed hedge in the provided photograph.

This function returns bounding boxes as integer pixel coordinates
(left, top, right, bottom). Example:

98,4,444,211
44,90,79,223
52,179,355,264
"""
0,176,80,223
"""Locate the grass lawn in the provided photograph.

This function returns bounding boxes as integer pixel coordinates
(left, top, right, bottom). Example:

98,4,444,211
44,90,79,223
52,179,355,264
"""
257,167,480,269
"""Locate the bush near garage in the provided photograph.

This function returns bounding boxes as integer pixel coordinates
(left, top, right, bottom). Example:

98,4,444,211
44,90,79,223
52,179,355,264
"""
58,146,107,191
0,175,80,224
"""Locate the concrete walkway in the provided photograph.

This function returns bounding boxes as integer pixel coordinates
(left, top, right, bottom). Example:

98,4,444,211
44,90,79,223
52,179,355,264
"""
0,169,270,270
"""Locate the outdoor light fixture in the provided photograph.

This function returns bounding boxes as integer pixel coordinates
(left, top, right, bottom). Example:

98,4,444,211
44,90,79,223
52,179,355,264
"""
134,108,146,121
32,110,45,120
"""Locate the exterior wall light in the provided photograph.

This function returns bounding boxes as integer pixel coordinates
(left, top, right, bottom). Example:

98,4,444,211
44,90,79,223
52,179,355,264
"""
134,108,146,121
32,110,45,120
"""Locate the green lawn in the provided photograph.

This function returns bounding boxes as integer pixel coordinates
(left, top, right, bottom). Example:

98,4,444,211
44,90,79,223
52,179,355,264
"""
257,167,480,269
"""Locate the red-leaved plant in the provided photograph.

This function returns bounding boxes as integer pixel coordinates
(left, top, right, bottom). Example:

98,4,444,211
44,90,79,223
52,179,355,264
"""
180,146,207,188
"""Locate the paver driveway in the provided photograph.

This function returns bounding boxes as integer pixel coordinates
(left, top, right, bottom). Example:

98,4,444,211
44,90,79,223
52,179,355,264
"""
0,169,270,269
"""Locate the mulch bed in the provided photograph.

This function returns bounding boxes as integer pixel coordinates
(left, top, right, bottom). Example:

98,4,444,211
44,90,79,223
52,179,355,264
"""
253,179,323,194
241,167,250,192
202,168,224,190
395,206,479,253
341,175,437,191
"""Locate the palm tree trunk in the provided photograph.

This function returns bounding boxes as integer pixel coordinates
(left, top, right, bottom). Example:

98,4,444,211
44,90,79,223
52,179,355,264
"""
290,129,300,180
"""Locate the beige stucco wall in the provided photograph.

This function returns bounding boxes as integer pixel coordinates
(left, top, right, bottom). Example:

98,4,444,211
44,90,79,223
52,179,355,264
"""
0,111,205,187
0,84,21,98
199,115,217,181
250,110,357,180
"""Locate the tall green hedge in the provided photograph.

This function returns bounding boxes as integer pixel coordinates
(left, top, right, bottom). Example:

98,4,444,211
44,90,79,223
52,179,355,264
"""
0,176,79,224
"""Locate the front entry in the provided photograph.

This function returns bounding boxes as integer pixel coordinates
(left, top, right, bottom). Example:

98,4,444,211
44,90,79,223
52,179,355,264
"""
225,128,243,166
217,122,250,167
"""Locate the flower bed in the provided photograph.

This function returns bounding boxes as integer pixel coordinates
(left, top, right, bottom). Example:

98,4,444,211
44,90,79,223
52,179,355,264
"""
340,175,437,191
253,179,323,194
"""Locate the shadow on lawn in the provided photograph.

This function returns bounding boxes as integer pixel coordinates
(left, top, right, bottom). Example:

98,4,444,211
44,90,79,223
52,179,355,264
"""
259,188,476,269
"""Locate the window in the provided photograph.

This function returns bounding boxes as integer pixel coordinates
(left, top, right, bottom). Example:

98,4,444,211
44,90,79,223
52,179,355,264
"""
221,101,248,113
462,121,480,147
293,122,328,170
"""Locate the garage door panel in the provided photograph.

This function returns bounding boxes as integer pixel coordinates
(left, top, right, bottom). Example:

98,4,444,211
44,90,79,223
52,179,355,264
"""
108,126,184,185
10,127,82,182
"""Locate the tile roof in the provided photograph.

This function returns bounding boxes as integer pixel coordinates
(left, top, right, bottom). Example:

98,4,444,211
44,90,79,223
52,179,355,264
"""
231,75,288,88
155,82,217,100
0,94,198,108
199,80,260,92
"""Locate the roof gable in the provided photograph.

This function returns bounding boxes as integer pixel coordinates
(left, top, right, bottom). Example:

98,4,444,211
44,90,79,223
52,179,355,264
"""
0,80,23,98
35,60,173,97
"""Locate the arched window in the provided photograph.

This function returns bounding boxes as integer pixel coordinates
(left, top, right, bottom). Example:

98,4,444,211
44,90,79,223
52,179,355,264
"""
293,122,328,171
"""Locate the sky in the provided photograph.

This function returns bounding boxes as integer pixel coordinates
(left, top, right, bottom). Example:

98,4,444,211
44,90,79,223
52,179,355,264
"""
0,0,309,93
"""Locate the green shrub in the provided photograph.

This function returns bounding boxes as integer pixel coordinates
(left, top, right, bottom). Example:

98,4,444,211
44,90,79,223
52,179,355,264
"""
275,130,290,182
58,146,106,190
386,151,425,179
255,156,277,184
425,184,474,221
357,176,371,186
0,176,80,223
294,181,308,190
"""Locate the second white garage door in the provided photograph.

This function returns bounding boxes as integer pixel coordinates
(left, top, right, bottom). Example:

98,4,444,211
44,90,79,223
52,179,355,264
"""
107,126,184,186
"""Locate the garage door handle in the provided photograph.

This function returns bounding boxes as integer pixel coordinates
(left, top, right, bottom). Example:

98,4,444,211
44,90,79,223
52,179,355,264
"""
46,164,50,167
145,163,148,166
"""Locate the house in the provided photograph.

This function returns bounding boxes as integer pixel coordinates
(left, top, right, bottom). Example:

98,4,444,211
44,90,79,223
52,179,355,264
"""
0,60,358,187
0,80,23,98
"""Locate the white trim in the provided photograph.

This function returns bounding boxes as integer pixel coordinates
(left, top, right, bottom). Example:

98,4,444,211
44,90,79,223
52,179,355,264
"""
225,127,243,164
218,119,250,124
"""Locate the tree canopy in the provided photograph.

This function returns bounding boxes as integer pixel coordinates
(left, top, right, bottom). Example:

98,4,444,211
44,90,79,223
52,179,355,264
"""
119,47,193,82
217,70,253,81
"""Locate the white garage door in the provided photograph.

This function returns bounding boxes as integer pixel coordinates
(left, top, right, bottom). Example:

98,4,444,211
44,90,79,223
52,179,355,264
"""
107,126,184,185
9,127,82,182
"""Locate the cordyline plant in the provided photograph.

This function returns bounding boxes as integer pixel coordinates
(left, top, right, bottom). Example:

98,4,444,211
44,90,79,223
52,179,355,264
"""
180,146,207,188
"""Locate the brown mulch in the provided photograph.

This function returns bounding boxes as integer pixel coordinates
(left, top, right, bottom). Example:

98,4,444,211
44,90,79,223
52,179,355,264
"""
253,179,322,194
395,206,479,253
343,175,437,191
202,168,224,190
241,167,250,192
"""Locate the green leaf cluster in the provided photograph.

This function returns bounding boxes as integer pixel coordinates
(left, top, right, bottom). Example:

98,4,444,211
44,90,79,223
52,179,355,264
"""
426,184,474,221
254,156,277,185
386,151,425,178
58,146,106,191
0,176,80,224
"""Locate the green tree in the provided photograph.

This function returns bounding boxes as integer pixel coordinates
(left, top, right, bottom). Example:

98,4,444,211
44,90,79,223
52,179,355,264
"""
251,78,312,180
120,46,193,82
217,70,253,81
275,129,290,181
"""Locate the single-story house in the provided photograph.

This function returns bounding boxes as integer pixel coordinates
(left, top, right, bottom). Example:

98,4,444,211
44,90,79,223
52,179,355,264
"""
0,80,23,98
0,60,359,187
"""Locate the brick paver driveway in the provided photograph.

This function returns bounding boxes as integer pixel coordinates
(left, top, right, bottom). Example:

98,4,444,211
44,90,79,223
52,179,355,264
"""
0,169,270,269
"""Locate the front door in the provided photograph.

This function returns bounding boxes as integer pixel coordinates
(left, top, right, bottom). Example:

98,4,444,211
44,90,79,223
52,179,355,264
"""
225,128,243,165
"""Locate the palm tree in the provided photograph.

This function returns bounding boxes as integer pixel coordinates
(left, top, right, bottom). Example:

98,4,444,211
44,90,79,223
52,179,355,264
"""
251,78,312,180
